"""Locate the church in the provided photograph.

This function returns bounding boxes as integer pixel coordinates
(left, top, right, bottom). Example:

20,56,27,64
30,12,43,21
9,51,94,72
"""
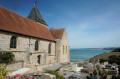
0,3,70,71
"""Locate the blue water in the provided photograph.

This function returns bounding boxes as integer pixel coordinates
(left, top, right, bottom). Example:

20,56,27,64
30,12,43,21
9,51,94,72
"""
70,48,112,61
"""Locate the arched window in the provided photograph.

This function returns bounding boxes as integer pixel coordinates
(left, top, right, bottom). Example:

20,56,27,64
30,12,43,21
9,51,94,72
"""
48,43,51,54
35,40,39,51
10,36,17,48
66,46,67,53
63,46,64,54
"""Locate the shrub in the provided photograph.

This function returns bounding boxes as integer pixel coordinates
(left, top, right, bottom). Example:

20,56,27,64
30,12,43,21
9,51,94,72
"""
98,69,102,75
112,74,120,79
98,69,107,75
0,52,15,64
107,70,112,75
108,55,120,65
81,69,89,73
45,70,65,79
0,65,8,79
98,69,117,76
99,59,108,63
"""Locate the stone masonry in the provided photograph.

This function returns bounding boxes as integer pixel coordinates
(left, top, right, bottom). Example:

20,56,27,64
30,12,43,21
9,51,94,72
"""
56,29,70,63
0,6,70,71
0,31,56,70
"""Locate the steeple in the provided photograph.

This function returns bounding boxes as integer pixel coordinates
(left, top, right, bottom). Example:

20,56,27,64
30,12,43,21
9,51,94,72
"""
27,1,48,26
34,0,38,6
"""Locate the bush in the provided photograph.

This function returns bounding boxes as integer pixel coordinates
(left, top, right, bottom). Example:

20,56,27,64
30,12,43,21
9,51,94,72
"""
107,70,112,75
112,75,120,79
45,70,65,79
98,70,102,75
98,69,117,76
98,70,108,75
0,65,8,79
81,69,89,73
0,52,15,64
108,55,120,65
99,59,108,63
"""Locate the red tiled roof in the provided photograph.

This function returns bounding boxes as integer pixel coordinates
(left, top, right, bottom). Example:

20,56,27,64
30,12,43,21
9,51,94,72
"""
0,6,54,41
49,28,65,39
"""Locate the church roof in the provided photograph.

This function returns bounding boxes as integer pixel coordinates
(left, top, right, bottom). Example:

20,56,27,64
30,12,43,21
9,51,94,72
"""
27,6,48,26
49,28,65,39
0,6,54,41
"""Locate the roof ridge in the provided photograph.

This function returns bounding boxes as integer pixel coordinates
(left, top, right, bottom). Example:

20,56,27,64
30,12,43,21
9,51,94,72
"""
0,6,48,28
50,28,65,30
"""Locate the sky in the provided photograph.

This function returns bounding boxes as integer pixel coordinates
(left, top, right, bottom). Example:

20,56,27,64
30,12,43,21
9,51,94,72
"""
0,0,120,48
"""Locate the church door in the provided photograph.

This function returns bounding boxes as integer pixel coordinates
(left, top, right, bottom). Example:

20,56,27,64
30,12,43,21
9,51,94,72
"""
37,55,41,64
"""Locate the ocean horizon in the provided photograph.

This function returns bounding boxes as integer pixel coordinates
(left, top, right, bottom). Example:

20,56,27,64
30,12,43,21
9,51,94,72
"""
70,48,112,61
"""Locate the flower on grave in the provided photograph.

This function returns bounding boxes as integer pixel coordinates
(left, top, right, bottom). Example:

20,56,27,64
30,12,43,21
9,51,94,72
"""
27,76,32,79
6,74,36,79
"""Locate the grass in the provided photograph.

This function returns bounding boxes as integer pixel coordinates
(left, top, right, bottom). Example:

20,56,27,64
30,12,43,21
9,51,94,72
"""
90,52,120,60
45,70,65,79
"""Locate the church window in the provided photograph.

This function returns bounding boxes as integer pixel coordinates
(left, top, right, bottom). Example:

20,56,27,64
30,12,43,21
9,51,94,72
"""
10,36,17,48
63,46,64,54
35,40,39,51
48,43,51,54
66,46,67,53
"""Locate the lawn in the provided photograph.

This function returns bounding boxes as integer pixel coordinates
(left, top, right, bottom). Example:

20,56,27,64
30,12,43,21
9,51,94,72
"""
90,52,120,60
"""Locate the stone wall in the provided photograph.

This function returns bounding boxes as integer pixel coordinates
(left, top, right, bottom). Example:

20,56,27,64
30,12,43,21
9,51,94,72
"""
56,29,70,63
0,29,70,70
0,31,56,70
60,30,70,63
6,61,23,71
0,31,11,51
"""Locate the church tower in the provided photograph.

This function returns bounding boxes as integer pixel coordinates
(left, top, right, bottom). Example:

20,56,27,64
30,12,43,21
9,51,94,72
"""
27,1,48,26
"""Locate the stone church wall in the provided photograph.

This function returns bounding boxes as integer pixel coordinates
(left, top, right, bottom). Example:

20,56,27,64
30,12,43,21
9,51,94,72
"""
6,61,23,71
60,31,70,63
56,30,70,63
0,31,56,70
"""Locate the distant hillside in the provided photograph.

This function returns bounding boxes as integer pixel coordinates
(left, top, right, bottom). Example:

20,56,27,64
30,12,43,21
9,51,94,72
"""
103,47,120,50
111,48,120,52
90,52,120,60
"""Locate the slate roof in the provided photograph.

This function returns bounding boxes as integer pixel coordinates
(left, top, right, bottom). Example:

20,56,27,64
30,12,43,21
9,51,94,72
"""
0,6,54,41
27,6,48,26
49,28,65,39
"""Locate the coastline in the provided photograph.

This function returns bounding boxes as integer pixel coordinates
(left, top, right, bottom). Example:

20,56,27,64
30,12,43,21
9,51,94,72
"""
70,48,112,62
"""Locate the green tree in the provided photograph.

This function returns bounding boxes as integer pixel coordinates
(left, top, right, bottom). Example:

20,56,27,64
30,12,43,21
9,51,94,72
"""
0,52,15,64
108,55,120,65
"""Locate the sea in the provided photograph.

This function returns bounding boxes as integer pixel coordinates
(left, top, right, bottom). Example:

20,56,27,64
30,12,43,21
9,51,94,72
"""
70,48,112,61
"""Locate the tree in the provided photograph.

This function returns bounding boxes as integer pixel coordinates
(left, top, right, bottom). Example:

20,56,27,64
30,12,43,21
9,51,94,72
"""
0,52,15,64
108,55,120,65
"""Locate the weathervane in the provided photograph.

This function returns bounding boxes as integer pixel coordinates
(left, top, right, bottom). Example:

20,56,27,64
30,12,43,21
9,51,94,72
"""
34,0,38,6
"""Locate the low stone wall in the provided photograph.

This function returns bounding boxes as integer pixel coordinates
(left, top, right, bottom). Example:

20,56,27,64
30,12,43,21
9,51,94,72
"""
36,64,53,71
6,61,24,71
